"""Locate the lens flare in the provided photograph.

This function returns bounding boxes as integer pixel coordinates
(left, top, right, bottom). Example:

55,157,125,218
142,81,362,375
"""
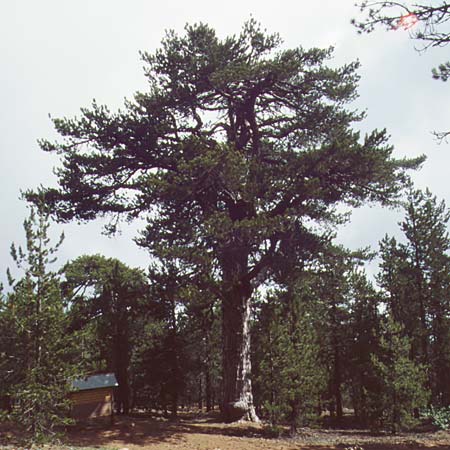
395,13,419,30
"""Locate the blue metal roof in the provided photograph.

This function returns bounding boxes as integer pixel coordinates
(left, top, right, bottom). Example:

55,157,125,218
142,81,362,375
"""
72,373,118,391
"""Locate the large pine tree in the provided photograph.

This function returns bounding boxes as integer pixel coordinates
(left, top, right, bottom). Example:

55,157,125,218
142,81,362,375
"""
29,21,424,421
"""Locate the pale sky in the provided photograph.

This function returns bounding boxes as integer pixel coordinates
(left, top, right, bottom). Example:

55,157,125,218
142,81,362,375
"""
1,0,449,286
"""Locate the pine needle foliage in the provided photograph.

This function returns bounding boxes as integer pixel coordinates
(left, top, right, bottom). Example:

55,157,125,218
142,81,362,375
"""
256,276,326,434
371,315,430,432
1,203,80,442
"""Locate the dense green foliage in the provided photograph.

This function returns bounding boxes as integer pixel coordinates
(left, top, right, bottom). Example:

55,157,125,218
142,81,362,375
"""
371,316,429,431
0,205,80,441
1,22,448,441
346,271,383,426
422,405,450,430
63,254,149,414
378,188,450,405
254,277,326,434
27,19,423,422
0,190,448,439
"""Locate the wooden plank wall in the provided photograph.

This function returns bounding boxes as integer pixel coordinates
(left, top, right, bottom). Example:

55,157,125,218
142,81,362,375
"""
70,388,113,419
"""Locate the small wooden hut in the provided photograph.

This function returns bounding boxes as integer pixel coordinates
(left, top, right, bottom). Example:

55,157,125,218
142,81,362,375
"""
70,373,118,421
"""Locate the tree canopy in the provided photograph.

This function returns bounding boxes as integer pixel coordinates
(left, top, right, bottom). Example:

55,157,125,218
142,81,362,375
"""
28,20,424,422
0,205,80,441
63,255,148,414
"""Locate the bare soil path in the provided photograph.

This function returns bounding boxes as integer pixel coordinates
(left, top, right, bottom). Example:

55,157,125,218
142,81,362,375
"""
63,413,450,450
1,412,450,449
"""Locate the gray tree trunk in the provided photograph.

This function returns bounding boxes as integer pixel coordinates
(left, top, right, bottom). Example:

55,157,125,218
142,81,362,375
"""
221,284,259,422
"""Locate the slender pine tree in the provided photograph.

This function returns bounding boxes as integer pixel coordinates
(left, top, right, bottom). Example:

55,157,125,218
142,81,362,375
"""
3,203,80,441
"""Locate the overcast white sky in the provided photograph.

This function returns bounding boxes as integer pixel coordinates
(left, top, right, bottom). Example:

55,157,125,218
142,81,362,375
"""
1,0,448,287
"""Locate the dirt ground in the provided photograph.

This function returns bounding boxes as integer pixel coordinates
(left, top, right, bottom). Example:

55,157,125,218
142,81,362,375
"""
63,411,450,450
1,412,450,450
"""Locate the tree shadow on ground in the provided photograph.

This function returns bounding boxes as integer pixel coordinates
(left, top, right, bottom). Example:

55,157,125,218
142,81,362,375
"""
64,414,270,448
65,416,187,447
29,413,448,449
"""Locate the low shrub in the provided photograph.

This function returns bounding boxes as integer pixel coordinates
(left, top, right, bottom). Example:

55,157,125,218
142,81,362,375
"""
422,405,450,430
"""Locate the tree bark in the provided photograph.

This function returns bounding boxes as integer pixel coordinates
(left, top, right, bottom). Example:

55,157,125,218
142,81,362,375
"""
221,283,259,422
113,333,130,415
219,199,260,423
289,399,300,436
333,343,343,420
112,285,131,415
198,375,203,410
205,353,212,411
330,299,343,421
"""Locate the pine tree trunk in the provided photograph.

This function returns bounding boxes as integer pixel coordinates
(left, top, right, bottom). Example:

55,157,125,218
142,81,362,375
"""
168,296,179,418
113,309,131,415
198,375,203,410
114,336,130,415
205,331,213,412
219,203,259,423
333,344,343,420
330,301,343,421
205,363,212,411
289,399,299,436
221,283,259,422
433,315,450,404
170,390,178,418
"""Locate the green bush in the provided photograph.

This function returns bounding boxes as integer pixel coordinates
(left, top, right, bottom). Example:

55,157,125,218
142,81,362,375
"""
422,405,450,430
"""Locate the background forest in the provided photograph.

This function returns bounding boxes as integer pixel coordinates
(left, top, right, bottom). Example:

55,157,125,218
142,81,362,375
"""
0,3,450,444
2,185,449,439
